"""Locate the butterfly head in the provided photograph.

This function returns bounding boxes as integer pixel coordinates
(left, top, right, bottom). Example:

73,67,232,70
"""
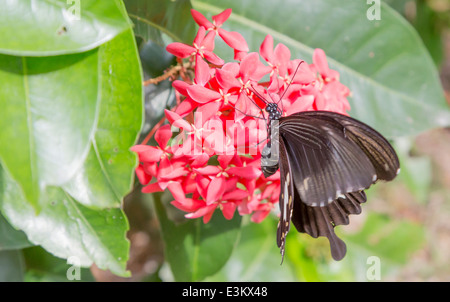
266,103,282,121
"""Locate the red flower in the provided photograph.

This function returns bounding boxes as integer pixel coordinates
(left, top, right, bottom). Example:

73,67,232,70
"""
166,26,224,66
133,9,351,224
191,9,249,54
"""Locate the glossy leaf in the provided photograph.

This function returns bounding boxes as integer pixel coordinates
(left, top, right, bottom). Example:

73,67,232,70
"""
0,28,142,210
0,166,130,277
124,0,197,44
23,246,95,282
0,50,100,209
0,0,131,56
192,0,450,138
154,196,242,281
0,213,31,251
62,29,143,209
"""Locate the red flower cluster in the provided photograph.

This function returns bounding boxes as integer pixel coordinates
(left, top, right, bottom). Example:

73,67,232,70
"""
132,9,351,223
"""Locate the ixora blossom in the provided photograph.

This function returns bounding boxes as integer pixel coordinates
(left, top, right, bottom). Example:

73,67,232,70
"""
132,9,351,223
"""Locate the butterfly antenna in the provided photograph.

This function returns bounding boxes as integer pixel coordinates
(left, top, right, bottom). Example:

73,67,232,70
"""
227,100,265,120
247,86,269,130
249,85,268,106
235,136,268,152
277,60,305,106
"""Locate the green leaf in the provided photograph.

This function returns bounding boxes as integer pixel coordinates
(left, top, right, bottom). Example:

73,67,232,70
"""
62,29,143,209
0,166,131,277
0,50,100,209
206,216,297,282
0,213,32,251
124,0,197,45
154,195,242,281
192,0,450,138
23,246,95,282
0,28,142,210
0,0,131,56
0,250,25,282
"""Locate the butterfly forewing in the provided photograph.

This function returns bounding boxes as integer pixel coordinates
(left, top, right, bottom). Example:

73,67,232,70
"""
279,114,376,207
298,111,400,181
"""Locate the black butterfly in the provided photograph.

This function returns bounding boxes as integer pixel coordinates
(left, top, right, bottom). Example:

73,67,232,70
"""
260,103,400,261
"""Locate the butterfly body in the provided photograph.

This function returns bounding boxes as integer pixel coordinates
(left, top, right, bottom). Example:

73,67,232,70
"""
261,108,400,261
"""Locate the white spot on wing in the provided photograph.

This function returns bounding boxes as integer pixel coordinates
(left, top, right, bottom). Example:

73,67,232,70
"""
303,177,309,190
282,173,289,221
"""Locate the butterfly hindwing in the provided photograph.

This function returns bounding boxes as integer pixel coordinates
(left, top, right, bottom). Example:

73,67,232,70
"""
291,190,367,260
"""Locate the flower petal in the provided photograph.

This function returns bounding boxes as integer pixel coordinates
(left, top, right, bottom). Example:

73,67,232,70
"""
135,164,152,185
259,34,274,62
194,56,211,86
202,30,216,52
222,189,248,201
190,152,210,167
218,28,249,52
167,181,186,203
172,80,190,96
200,99,222,120
234,49,248,61
251,205,272,223
171,198,205,212
141,182,163,193
203,50,225,66
228,166,262,179
175,97,198,116
217,154,233,169
221,202,236,220
131,145,163,162
194,165,221,175
143,162,158,178
193,26,206,47
273,43,291,65
191,9,214,29
166,42,195,58
215,69,241,91
165,109,193,131
239,52,271,82
185,204,217,220
196,174,210,200
155,124,172,148
212,8,232,26
158,157,186,180
206,176,226,204
285,95,315,116
187,85,222,104
313,48,332,78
